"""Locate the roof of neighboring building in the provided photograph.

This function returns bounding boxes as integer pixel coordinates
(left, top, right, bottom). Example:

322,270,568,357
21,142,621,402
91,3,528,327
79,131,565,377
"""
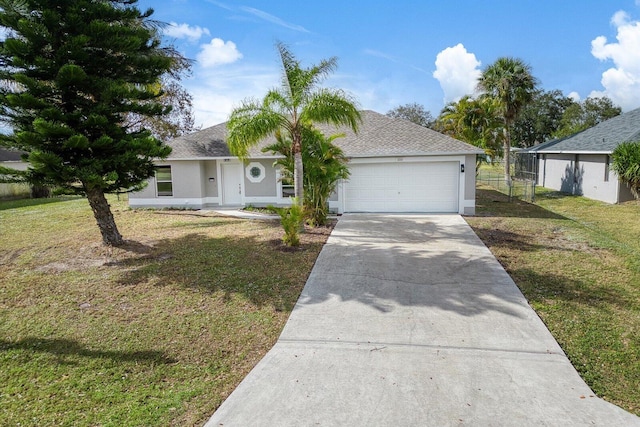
165,110,482,160
0,147,25,162
529,107,640,154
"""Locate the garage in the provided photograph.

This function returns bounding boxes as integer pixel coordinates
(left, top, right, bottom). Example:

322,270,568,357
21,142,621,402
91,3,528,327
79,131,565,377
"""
344,161,460,213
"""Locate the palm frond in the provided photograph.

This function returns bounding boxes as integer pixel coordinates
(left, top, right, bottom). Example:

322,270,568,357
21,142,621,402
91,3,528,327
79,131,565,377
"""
227,100,285,159
302,89,361,132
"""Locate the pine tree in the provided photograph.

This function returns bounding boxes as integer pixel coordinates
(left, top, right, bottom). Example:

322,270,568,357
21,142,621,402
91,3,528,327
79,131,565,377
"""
0,0,184,245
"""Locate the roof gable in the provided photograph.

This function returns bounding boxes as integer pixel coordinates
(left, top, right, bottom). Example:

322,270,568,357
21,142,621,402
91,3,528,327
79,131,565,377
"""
165,110,482,160
530,107,640,154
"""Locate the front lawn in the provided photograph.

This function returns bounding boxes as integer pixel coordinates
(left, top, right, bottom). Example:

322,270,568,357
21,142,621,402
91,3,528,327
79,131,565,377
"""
466,186,640,415
0,196,331,426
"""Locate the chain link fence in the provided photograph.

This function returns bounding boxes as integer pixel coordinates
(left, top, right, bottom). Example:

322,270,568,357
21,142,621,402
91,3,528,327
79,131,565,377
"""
477,152,537,202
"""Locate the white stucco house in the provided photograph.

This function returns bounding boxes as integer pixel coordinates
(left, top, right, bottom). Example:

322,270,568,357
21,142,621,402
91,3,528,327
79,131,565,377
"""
129,110,482,215
528,107,640,204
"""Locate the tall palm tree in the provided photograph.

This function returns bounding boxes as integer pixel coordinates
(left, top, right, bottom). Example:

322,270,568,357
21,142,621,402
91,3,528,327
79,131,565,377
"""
478,57,537,183
227,42,360,203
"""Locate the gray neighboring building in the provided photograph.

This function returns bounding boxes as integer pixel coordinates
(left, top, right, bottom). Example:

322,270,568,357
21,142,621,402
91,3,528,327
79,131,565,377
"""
129,110,483,214
0,147,27,169
529,107,640,204
0,148,29,198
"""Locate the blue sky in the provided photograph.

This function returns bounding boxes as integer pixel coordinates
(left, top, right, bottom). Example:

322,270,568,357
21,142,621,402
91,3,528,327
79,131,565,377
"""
138,0,640,128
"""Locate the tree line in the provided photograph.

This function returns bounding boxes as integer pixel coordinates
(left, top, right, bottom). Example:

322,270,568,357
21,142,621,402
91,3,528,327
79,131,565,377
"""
387,84,622,151
387,57,623,185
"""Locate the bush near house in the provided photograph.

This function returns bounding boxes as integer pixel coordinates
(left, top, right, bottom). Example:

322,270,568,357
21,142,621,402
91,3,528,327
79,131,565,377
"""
611,141,640,199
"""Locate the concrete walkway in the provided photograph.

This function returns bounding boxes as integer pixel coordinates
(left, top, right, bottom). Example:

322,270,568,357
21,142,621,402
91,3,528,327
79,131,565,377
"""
205,214,640,426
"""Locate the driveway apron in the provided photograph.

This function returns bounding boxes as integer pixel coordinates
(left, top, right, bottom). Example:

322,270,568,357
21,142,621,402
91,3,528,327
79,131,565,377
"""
205,214,639,426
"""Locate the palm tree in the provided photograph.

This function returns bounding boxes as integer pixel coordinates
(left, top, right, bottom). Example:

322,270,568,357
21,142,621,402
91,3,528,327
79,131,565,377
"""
264,126,350,225
437,95,503,163
227,42,360,203
478,57,537,183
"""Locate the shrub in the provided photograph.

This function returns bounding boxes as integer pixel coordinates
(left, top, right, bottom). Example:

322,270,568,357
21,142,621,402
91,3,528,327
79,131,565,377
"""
264,127,349,226
269,198,305,246
612,141,640,199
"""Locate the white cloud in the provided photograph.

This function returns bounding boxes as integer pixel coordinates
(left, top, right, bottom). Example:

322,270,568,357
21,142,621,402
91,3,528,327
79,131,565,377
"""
432,43,481,104
589,11,640,110
567,91,581,102
185,65,279,127
163,22,210,42
240,6,309,33
196,38,243,68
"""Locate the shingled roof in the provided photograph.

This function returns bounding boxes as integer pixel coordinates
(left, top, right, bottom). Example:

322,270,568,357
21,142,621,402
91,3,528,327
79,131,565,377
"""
530,107,640,154
165,110,482,160
0,147,25,162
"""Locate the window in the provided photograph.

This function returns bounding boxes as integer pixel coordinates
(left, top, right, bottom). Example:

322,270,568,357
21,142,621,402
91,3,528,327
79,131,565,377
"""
604,155,610,182
245,162,266,183
156,166,173,196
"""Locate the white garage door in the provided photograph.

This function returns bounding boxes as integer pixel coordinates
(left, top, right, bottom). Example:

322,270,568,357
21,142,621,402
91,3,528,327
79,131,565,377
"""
344,161,460,213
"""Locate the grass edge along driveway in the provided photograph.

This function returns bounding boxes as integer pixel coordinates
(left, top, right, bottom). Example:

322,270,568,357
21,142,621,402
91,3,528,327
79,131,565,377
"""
466,186,639,416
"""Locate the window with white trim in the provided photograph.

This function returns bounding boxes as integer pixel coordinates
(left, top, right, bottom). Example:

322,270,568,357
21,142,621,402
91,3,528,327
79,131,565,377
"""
156,166,173,196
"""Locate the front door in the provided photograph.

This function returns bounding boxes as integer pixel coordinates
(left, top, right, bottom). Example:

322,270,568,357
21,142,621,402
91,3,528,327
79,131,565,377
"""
222,163,243,205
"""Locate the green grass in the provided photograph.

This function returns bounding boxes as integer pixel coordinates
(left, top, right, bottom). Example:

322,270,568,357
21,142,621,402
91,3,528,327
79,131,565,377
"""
466,186,640,414
0,196,331,426
4,189,639,422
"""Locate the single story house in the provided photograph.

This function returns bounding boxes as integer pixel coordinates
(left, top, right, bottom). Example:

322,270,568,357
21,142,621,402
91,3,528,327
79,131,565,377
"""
528,107,640,204
0,148,30,199
0,147,27,170
129,110,483,215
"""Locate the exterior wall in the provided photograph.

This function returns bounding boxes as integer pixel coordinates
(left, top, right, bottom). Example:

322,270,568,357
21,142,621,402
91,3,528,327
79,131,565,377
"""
537,153,622,204
203,160,218,198
131,176,157,199
617,179,636,203
1,160,28,171
130,160,206,208
463,154,477,215
0,160,30,199
244,159,278,198
129,159,289,209
172,161,203,198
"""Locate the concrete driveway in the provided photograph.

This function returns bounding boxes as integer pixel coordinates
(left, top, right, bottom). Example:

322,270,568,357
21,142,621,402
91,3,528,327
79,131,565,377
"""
205,214,639,426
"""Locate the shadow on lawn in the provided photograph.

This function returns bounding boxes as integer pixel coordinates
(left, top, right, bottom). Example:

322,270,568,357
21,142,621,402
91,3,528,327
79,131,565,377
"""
511,268,634,310
0,196,81,211
113,214,536,319
115,232,321,312
474,187,567,219
0,337,176,365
